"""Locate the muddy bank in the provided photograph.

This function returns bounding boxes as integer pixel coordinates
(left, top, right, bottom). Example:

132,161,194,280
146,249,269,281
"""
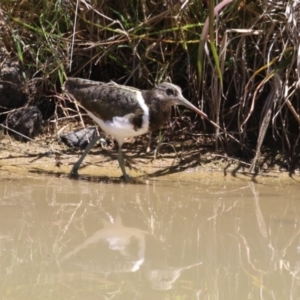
1,132,299,185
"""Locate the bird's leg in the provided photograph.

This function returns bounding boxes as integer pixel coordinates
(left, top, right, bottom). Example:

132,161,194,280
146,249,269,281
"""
70,136,102,176
117,144,130,182
146,131,152,153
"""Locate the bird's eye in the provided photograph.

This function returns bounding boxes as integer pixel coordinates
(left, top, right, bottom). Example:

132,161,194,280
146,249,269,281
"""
166,88,174,96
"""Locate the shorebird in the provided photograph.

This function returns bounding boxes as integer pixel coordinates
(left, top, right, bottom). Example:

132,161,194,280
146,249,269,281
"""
63,78,207,181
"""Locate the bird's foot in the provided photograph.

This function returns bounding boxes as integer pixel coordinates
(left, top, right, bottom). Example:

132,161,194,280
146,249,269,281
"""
122,174,131,182
69,167,80,178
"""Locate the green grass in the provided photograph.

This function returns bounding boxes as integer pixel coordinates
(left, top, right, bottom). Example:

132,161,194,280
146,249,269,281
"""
1,0,300,171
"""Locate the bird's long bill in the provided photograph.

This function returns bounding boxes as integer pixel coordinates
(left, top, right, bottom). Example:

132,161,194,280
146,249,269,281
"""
176,96,208,119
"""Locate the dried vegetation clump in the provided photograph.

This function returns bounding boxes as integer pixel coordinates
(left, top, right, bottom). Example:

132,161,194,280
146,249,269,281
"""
0,0,300,172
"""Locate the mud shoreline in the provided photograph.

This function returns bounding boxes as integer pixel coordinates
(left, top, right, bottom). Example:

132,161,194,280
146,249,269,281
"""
1,133,299,185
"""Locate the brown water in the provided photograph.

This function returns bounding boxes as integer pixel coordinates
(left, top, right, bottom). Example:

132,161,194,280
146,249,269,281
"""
0,172,300,299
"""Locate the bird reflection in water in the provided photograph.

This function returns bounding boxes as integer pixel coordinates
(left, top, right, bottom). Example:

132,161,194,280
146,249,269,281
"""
60,215,202,290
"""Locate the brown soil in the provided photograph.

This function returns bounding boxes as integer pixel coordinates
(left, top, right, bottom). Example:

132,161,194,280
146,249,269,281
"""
0,126,299,184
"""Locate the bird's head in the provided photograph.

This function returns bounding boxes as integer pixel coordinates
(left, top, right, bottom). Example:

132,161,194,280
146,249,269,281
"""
153,82,208,119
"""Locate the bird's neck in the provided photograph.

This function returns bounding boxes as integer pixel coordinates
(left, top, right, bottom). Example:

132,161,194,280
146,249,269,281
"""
141,90,172,131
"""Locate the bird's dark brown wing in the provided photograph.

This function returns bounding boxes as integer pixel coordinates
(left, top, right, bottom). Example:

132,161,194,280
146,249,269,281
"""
64,78,144,122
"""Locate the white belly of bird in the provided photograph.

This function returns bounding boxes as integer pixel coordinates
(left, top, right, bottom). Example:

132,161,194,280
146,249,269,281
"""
87,110,149,139
85,91,150,144
77,90,150,145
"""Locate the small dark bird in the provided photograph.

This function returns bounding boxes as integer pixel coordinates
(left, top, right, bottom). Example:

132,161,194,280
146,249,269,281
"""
63,78,207,181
